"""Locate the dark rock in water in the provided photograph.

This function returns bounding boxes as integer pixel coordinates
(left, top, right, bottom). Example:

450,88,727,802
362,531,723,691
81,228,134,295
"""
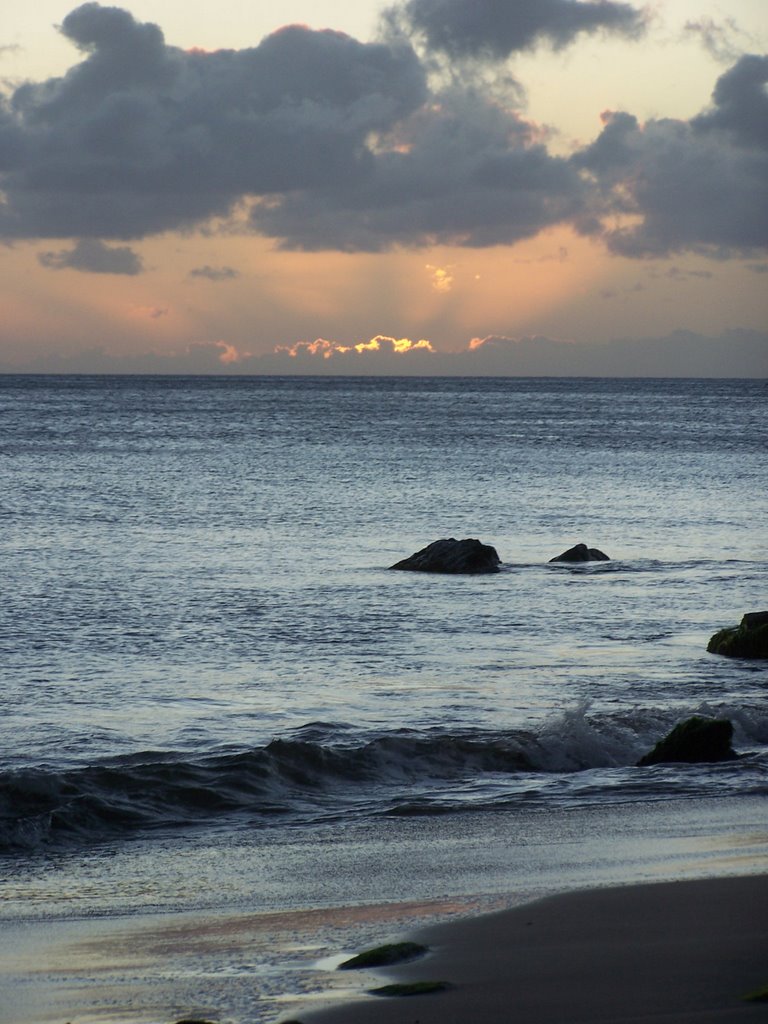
391,538,501,574
549,542,610,563
708,611,768,659
637,716,737,767
742,611,768,629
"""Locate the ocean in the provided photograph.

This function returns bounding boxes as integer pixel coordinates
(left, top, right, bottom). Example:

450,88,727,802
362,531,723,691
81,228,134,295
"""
1,374,766,1023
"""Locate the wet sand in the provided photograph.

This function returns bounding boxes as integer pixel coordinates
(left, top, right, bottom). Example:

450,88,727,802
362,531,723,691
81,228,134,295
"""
306,875,768,1024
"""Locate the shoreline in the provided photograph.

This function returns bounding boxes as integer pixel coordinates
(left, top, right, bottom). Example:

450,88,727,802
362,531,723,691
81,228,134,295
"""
1,872,765,1023
2,796,766,1023
304,874,768,1024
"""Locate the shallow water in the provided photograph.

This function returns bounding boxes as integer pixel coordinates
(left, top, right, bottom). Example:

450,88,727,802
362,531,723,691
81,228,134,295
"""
1,797,766,1024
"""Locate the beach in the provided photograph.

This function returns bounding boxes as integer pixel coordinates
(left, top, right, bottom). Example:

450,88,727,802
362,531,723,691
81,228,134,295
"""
308,874,768,1024
1,795,766,1024
1,870,765,1023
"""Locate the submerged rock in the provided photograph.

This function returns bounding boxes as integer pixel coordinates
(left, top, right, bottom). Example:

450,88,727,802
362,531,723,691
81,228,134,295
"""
707,611,768,659
391,538,501,574
637,716,737,766
549,542,610,563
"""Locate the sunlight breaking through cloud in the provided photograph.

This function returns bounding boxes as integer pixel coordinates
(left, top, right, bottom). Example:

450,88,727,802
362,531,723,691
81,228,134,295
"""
426,264,455,292
276,335,436,360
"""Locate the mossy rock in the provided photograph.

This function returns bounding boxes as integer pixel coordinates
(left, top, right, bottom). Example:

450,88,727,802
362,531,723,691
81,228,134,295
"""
743,985,768,1002
707,611,768,659
638,716,736,766
370,980,451,997
339,942,427,970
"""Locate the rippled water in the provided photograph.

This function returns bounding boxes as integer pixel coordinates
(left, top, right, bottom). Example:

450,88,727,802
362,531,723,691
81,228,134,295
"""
1,374,766,851
1,373,766,1023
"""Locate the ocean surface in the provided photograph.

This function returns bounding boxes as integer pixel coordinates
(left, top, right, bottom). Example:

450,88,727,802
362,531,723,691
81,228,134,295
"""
1,374,766,1022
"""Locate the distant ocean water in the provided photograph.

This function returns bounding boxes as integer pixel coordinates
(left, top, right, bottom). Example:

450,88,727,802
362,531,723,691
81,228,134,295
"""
0,375,766,1019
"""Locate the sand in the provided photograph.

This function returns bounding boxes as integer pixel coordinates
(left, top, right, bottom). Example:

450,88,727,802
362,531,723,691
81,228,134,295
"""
305,875,768,1024
2,874,765,1022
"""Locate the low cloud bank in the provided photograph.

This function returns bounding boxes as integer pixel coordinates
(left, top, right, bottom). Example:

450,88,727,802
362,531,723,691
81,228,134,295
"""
3,330,765,378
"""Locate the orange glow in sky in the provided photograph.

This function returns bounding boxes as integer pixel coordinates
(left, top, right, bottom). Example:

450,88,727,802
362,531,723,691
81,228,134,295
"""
0,1,766,375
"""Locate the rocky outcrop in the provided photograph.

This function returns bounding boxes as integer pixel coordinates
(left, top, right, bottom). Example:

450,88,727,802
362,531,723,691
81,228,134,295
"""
391,538,501,574
637,716,737,766
707,611,768,659
549,543,610,563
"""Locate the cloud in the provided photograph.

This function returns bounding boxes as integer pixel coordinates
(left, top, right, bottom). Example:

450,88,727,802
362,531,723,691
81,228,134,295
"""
188,264,240,281
0,3,426,240
37,237,143,273
386,0,647,60
575,54,768,257
458,330,768,376
691,54,768,148
0,340,247,374
1,5,765,261
274,334,436,364
4,330,765,378
131,304,169,319
251,85,586,249
684,18,753,64
655,266,714,282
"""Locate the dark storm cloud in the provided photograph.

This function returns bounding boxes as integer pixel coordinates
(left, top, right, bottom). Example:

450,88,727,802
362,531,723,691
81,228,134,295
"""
0,3,426,240
251,86,586,250
575,54,768,257
386,0,646,60
37,237,143,273
188,264,240,281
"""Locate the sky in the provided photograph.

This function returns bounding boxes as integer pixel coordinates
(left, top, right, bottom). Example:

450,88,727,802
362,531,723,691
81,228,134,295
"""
0,0,766,376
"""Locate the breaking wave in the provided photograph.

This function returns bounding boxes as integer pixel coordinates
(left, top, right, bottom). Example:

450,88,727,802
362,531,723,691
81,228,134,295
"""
2,705,766,852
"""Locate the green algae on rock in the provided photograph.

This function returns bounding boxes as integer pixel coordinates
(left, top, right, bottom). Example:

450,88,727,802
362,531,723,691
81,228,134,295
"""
370,980,451,996
638,716,737,766
743,985,768,1003
707,611,768,659
339,941,428,970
